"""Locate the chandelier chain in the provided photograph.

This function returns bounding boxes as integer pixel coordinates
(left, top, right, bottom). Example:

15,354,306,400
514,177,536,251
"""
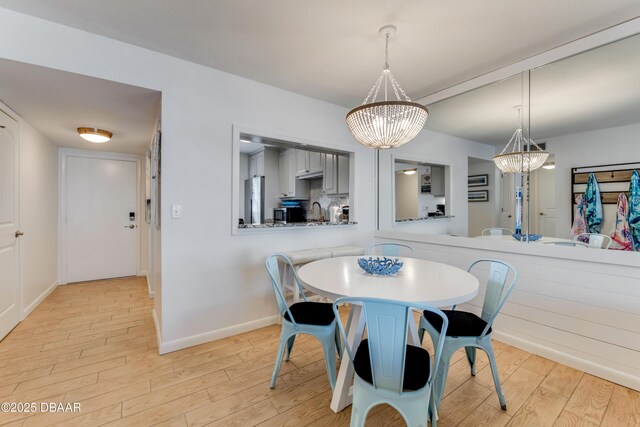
362,73,385,105
384,32,390,70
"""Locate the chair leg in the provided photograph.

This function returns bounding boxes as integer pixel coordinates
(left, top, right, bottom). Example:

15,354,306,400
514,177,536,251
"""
285,335,296,361
429,388,438,427
465,346,477,376
322,337,337,390
334,325,343,359
350,403,366,427
484,342,507,410
270,333,290,389
433,352,451,410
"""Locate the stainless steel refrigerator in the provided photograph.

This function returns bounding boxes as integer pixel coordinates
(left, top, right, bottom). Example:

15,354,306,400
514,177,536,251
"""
244,176,265,225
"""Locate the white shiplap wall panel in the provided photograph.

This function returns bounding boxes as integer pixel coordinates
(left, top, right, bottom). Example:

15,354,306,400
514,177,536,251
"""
514,280,640,316
491,314,640,371
376,232,640,391
507,290,640,332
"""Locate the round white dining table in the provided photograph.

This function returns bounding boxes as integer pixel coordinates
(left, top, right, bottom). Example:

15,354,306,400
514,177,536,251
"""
298,255,480,413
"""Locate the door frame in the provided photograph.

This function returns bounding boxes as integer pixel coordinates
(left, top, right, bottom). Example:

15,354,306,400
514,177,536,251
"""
59,148,143,284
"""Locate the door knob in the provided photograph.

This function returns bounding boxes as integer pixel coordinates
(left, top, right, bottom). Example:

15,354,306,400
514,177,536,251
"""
539,212,545,216
124,224,136,229
508,215,513,218
15,230,24,238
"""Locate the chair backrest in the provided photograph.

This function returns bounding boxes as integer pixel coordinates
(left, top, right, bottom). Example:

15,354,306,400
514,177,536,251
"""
265,254,306,324
542,241,589,247
574,233,612,249
481,228,514,236
467,259,518,338
368,242,415,257
333,297,448,394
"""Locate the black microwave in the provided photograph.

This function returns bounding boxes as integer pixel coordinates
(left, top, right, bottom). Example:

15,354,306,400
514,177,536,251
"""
273,207,306,224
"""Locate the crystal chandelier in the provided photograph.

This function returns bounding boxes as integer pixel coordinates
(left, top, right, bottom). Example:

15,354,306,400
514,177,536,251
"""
346,25,428,149
493,108,549,173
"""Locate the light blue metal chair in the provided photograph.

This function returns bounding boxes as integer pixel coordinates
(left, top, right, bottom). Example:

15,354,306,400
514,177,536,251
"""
418,259,518,412
481,227,514,236
265,254,340,390
573,233,612,249
333,297,449,427
368,242,416,257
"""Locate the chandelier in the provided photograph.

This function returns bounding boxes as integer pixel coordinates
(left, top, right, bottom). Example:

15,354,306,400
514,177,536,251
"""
346,25,428,149
493,108,549,173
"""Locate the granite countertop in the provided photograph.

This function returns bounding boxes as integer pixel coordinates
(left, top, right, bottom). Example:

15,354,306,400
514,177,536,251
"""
238,221,358,229
395,215,455,223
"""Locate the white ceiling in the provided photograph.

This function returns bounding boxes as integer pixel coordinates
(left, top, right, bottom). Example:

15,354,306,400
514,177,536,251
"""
0,60,160,154
0,1,639,108
425,33,640,145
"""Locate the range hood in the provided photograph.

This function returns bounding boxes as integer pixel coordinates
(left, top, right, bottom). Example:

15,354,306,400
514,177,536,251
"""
297,171,323,180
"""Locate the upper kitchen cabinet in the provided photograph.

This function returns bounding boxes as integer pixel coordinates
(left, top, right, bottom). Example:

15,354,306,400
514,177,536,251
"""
248,150,264,177
323,153,350,195
296,150,323,178
278,149,310,199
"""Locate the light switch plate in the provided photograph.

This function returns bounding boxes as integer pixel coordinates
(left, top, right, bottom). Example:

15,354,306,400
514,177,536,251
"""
171,204,182,219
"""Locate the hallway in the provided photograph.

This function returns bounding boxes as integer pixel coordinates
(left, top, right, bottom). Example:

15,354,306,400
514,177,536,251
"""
0,278,639,426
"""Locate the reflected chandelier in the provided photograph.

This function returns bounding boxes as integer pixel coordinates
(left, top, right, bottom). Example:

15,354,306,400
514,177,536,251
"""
493,109,549,173
346,25,429,149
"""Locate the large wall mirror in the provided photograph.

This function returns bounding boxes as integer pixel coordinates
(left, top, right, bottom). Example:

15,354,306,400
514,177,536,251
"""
377,31,640,253
423,72,527,238
529,33,640,251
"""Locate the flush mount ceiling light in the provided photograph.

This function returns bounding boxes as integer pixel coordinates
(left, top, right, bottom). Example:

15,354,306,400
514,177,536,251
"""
403,169,417,175
346,25,429,149
493,108,549,173
542,162,556,170
77,127,113,143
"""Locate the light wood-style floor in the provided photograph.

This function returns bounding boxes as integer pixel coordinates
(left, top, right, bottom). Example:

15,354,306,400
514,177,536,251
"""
0,277,639,426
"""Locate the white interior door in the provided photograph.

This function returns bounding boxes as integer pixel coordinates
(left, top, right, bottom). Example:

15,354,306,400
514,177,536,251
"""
535,167,557,236
66,156,138,283
0,109,21,341
500,172,515,230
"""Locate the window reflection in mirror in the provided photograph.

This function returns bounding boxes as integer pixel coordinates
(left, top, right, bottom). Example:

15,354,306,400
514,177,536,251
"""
394,159,448,222
237,132,352,229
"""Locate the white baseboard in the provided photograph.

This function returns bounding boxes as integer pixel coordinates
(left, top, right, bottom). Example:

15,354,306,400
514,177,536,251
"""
157,315,279,355
145,274,154,298
492,330,640,391
151,309,162,351
22,280,58,319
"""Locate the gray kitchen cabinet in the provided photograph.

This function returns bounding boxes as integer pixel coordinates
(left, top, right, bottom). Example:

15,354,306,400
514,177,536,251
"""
323,153,350,195
279,149,310,199
322,153,337,193
248,151,264,177
296,150,323,177
337,154,349,194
